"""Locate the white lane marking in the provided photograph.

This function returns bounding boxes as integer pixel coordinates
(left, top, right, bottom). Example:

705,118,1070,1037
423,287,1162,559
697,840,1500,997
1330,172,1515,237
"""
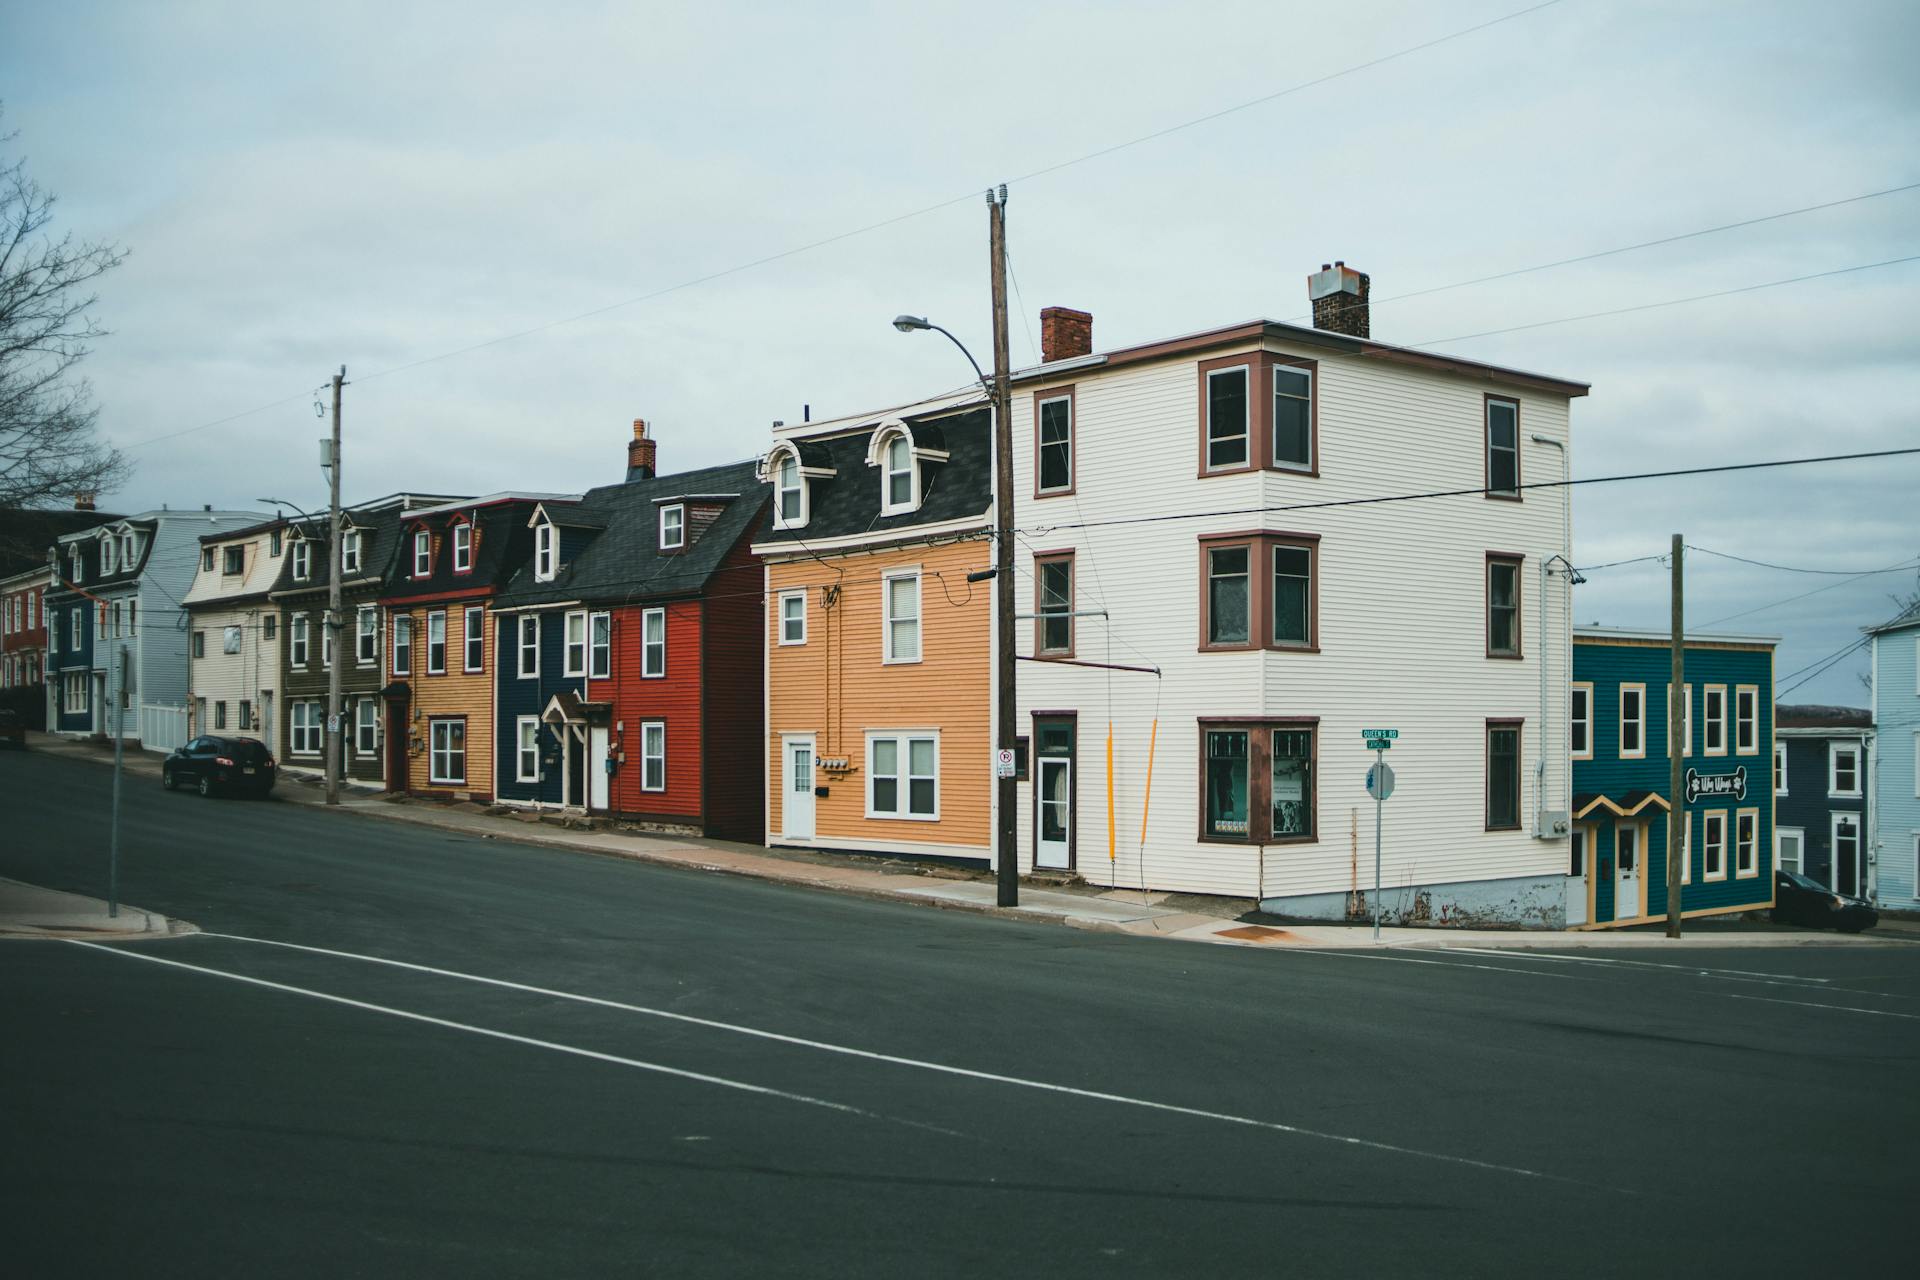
198,930,1601,1188
1709,991,1920,1021
1451,949,1834,984
1307,948,1599,980
65,941,900,1126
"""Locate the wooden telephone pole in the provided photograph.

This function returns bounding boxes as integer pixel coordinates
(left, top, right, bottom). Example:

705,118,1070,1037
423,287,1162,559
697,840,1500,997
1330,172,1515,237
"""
1667,534,1685,939
324,366,345,806
988,186,1017,908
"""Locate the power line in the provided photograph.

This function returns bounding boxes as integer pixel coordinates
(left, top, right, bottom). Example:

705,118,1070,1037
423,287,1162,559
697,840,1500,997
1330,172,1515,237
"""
115,2,1569,454
1016,445,1920,539
1694,557,1920,630
1688,544,1920,575
1574,553,1667,573
1776,635,1873,698
1411,254,1920,347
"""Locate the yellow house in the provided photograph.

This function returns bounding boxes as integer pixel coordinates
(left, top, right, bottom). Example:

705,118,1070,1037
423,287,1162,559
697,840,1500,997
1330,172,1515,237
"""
758,397,993,861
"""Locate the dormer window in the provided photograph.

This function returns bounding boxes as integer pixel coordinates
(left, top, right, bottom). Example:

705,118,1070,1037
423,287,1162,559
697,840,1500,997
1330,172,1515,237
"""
866,420,939,517
451,521,472,573
884,436,913,511
534,522,556,581
660,504,685,550
222,546,245,575
120,532,135,567
413,530,432,577
341,529,362,574
100,536,115,576
69,547,83,584
775,455,803,527
270,530,283,556
293,538,312,582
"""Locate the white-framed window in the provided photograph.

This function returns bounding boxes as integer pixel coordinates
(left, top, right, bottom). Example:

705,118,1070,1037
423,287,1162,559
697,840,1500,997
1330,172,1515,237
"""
534,522,557,581
1737,687,1760,755
451,522,472,573
1735,807,1759,877
413,530,432,577
355,698,380,755
68,546,82,585
1702,810,1727,880
641,720,666,792
564,611,587,676
1205,364,1250,471
341,529,362,575
1914,731,1919,798
290,700,322,756
223,623,241,654
1829,742,1861,798
356,606,378,664
1570,682,1593,760
1272,363,1313,471
392,614,412,676
426,610,447,674
1037,393,1072,494
463,606,484,673
882,570,921,664
516,716,542,783
429,718,466,785
866,731,938,819
773,454,805,529
1703,684,1727,756
1486,397,1520,497
642,607,666,678
121,532,134,567
1775,742,1788,796
518,615,539,678
590,611,611,679
1776,827,1804,875
68,605,82,649
101,539,115,576
290,613,310,667
659,504,685,550
1665,683,1693,758
778,590,807,645
881,432,916,513
293,539,312,582
1619,683,1646,759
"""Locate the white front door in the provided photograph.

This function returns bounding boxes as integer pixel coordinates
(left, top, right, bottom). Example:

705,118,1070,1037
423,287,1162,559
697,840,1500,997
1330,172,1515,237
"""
781,735,815,841
588,726,610,811
1565,827,1590,927
1776,828,1804,876
1614,824,1641,922
1036,758,1071,870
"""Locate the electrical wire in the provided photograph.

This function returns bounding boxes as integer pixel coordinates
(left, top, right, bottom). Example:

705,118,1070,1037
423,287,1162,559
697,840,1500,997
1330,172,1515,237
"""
1694,558,1920,630
1687,544,1920,576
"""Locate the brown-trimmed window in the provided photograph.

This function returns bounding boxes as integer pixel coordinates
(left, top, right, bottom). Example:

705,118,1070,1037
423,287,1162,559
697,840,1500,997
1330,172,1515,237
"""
1199,532,1320,652
1485,396,1521,498
1487,553,1523,658
1486,720,1522,830
1034,552,1074,657
1200,719,1317,844
1034,387,1074,497
1198,353,1320,478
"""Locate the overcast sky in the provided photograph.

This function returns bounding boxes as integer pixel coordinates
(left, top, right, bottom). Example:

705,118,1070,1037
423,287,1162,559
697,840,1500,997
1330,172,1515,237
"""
5,0,1916,704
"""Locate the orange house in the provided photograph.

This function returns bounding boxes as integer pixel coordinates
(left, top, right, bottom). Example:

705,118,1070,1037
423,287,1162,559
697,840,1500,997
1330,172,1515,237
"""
758,398,993,862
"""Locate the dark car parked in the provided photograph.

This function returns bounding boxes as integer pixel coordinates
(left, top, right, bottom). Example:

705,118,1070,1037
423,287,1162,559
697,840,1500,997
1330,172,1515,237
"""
1773,868,1878,933
163,736,277,797
0,708,23,750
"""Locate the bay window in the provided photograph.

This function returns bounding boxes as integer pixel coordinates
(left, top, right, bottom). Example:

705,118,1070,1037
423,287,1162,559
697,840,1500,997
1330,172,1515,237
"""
1200,720,1316,843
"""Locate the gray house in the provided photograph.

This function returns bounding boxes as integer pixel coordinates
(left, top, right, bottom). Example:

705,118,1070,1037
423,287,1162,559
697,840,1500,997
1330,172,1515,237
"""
45,506,266,745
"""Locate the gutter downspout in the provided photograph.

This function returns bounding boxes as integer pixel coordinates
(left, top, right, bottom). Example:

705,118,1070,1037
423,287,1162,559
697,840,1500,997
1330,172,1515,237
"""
1531,434,1570,838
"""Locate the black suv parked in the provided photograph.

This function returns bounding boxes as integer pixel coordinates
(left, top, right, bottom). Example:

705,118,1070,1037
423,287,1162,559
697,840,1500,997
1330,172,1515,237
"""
163,736,277,798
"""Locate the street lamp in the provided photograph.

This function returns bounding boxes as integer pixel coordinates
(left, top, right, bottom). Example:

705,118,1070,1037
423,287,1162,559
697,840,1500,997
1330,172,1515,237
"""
895,301,1018,907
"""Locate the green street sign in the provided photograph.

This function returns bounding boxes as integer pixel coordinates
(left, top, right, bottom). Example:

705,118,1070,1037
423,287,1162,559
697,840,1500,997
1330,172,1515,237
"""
1368,739,1392,750
1361,728,1398,741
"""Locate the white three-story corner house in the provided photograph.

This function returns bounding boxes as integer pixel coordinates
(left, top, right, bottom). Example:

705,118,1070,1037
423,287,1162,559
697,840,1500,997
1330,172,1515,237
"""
1008,267,1589,925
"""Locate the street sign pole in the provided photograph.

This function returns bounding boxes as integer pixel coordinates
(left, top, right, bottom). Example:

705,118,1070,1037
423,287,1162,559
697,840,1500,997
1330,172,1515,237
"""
1372,745,1383,943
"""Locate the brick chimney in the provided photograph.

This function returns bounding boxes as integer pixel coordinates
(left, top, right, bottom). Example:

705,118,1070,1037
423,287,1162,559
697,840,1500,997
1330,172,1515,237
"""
1307,262,1370,338
73,491,97,512
627,419,657,481
1040,306,1093,363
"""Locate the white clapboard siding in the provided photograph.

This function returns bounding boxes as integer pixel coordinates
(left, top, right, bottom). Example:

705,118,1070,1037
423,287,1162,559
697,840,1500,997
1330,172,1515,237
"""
1013,339,1576,900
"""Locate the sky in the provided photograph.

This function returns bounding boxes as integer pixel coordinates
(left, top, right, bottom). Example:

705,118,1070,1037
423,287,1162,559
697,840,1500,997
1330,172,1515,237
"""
3,0,1917,705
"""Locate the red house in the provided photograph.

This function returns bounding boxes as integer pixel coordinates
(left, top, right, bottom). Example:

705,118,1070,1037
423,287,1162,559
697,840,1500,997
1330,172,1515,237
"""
490,422,767,841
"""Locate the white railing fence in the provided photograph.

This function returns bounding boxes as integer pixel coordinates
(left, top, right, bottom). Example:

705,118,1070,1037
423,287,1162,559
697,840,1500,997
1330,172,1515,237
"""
140,703,191,754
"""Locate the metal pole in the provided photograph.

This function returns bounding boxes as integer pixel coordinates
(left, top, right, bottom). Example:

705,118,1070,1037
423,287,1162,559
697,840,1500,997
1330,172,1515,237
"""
325,366,345,805
1667,534,1685,938
988,187,1017,908
109,643,125,918
1372,746,1384,943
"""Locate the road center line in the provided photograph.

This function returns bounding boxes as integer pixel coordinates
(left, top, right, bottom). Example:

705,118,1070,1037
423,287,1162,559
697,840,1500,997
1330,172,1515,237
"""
197,930,1607,1189
1450,949,1835,983
65,940,921,1130
1707,991,1920,1021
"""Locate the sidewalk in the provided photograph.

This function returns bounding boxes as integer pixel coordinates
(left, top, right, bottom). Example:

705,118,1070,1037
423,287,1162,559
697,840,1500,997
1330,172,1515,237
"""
22,730,1915,952
0,875,187,940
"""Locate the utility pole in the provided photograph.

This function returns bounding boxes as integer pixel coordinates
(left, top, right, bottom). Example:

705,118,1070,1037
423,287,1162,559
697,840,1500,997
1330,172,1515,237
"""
109,642,126,918
988,186,1017,908
324,365,345,806
1667,534,1685,939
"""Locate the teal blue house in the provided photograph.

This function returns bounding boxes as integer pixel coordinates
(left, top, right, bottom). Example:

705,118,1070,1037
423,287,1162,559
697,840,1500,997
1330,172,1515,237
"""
1868,614,1919,911
1570,627,1776,927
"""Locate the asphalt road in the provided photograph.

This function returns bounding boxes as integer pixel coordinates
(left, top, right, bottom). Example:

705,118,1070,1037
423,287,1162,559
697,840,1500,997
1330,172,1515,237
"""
3,750,1917,1278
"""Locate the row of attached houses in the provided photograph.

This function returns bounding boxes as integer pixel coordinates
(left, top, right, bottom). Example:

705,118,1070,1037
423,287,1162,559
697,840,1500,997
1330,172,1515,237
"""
19,262,1913,927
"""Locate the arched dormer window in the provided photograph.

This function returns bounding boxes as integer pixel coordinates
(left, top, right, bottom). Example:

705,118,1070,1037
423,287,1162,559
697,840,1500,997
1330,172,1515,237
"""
68,546,82,585
762,440,834,532
865,419,948,517
775,455,803,527
99,532,116,576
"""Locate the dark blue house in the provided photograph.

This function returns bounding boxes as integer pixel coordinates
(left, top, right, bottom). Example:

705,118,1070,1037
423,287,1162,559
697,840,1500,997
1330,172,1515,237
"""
47,578,95,734
1772,704,1872,897
1570,627,1776,927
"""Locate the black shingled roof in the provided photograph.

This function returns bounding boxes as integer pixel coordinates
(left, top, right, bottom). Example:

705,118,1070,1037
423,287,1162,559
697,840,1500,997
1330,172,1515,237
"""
1776,703,1873,730
495,460,767,609
755,405,991,547
0,508,124,579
